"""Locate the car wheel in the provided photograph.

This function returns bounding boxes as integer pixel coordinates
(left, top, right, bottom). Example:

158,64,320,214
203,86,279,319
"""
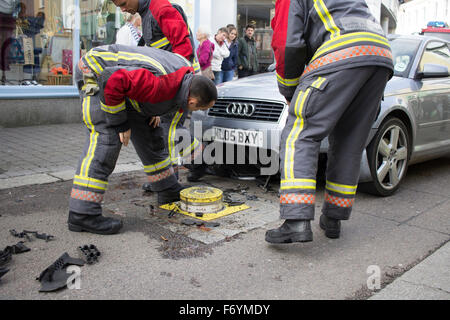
362,117,411,197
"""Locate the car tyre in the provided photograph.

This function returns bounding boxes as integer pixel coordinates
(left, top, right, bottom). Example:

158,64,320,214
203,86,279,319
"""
361,117,411,197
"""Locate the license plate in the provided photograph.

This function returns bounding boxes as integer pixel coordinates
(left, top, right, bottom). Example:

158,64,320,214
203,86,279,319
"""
213,127,263,147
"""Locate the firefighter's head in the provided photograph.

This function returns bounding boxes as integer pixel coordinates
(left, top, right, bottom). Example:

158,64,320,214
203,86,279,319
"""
187,75,217,111
112,0,139,15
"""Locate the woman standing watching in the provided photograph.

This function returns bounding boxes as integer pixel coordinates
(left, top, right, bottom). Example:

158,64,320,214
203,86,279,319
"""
196,25,215,81
211,27,230,85
221,26,238,83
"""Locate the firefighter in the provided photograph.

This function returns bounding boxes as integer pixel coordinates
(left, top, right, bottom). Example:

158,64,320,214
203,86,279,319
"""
112,0,202,188
265,0,394,243
68,44,217,235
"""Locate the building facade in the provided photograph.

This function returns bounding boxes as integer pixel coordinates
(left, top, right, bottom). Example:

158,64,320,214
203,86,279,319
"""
0,0,398,127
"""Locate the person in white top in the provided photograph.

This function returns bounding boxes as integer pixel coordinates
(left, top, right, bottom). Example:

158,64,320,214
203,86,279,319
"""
115,12,142,46
210,27,230,85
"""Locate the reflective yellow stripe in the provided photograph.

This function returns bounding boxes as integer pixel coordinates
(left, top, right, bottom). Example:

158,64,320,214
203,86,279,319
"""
310,77,327,90
100,101,126,114
150,37,170,48
91,51,167,75
314,0,340,39
168,111,183,164
284,89,311,180
192,61,200,73
129,99,141,113
143,157,172,173
85,51,103,74
80,96,94,176
179,138,200,157
74,175,108,191
277,73,300,87
311,32,390,62
84,131,99,177
326,180,357,195
281,178,316,190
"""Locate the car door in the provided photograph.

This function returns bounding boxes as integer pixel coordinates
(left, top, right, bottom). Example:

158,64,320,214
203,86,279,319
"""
415,41,450,148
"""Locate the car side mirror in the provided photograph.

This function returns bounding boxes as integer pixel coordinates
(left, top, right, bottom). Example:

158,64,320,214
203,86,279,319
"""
417,63,449,79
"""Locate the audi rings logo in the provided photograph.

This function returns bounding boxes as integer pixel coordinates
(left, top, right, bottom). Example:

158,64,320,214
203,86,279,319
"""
226,103,256,117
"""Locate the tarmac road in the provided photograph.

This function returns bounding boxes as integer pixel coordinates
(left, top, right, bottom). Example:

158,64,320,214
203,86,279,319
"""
0,156,449,300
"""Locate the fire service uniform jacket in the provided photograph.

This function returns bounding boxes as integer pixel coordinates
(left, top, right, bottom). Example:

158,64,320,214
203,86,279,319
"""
69,44,196,216
138,0,201,170
272,0,394,221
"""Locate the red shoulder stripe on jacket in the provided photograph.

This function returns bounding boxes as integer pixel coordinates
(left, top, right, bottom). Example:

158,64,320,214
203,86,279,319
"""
103,66,194,106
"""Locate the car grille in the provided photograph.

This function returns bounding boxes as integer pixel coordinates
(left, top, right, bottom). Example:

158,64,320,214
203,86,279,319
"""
208,99,285,122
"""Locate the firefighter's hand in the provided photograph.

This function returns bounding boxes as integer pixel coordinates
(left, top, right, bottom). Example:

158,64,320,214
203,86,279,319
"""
149,116,161,128
119,129,131,147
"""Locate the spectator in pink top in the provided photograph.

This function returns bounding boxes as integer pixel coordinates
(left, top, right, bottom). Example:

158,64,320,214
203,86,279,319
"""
196,25,215,81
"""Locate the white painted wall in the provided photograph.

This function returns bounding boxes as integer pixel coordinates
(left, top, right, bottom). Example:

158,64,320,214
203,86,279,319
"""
197,0,236,36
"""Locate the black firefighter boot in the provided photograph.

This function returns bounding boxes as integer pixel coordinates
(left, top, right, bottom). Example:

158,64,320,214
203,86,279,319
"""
157,183,185,205
265,220,313,244
319,214,341,239
68,211,123,235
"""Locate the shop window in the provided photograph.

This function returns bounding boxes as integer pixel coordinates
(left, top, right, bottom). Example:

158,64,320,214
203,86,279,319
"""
0,0,126,86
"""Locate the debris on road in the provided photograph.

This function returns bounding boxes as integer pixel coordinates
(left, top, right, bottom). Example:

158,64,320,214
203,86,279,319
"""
9,229,54,242
78,245,101,264
36,252,85,292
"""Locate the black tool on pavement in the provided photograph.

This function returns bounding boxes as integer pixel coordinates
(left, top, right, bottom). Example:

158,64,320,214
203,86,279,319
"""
0,249,11,267
7,241,31,254
9,229,32,241
10,229,54,242
0,241,30,267
37,252,85,292
78,245,101,264
24,230,55,242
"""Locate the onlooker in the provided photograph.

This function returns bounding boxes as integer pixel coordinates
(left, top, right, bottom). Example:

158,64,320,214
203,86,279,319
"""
237,24,258,78
196,25,215,81
210,27,230,85
221,25,238,83
116,13,142,46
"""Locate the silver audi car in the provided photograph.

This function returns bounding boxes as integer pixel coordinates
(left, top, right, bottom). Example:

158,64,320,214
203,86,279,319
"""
192,34,450,196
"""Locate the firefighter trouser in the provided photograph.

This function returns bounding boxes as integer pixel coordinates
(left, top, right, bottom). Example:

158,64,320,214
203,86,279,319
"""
160,110,202,171
279,66,391,221
69,93,177,216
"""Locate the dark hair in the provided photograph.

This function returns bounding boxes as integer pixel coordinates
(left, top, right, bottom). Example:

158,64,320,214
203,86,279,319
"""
189,75,217,107
226,24,236,29
217,27,229,35
245,24,255,31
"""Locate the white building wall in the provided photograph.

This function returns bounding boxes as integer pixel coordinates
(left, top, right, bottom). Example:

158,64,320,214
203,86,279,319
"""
196,0,236,37
397,0,450,35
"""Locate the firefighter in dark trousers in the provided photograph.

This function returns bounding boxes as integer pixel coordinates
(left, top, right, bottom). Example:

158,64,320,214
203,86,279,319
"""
68,44,217,235
265,0,394,243
112,0,203,187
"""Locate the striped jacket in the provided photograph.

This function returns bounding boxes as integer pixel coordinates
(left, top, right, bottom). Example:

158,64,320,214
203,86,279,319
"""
77,44,194,130
272,0,394,101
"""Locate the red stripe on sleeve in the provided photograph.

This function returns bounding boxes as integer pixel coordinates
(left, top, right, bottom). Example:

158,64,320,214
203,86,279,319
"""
103,66,193,106
149,0,193,60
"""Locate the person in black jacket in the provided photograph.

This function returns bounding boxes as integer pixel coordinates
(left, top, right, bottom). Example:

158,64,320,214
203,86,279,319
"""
221,25,238,83
237,24,258,78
